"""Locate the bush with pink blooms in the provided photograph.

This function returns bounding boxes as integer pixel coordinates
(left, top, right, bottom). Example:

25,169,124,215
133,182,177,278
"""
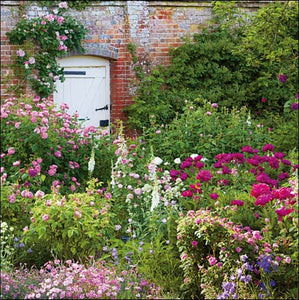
0,259,162,299
1,95,115,196
173,146,298,299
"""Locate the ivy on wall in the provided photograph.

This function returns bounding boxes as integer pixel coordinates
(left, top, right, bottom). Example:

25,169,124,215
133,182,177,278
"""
6,2,88,97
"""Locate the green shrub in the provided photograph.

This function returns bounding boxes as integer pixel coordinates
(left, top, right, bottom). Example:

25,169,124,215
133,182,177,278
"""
142,99,271,166
22,179,113,265
125,1,298,131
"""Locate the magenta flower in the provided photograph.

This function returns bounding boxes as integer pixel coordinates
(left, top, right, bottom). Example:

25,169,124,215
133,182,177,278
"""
254,193,274,207
278,172,289,181
208,256,218,266
210,193,219,200
196,170,213,182
252,231,262,240
261,97,266,103
251,183,271,198
262,143,275,152
291,102,298,110
191,240,198,247
278,74,287,83
28,167,38,177
231,199,244,206
275,206,294,221
180,172,188,180
181,190,193,197
241,145,254,153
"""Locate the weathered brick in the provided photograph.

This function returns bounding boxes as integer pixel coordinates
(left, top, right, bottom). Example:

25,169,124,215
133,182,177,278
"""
1,0,266,126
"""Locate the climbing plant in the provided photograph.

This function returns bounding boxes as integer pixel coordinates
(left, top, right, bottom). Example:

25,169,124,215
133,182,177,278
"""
6,2,87,97
37,0,94,11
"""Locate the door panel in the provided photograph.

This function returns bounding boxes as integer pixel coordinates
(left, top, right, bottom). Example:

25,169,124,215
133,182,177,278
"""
54,56,110,129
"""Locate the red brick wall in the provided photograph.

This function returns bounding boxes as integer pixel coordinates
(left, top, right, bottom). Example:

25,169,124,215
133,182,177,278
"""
1,1,271,126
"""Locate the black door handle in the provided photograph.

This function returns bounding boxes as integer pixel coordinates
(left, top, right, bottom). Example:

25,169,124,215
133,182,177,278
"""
95,105,108,111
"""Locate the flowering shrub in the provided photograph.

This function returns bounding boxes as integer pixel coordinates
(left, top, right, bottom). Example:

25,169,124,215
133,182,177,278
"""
21,179,113,263
1,95,113,197
0,259,162,299
175,147,298,299
6,2,87,97
169,143,297,222
142,100,272,165
0,222,16,271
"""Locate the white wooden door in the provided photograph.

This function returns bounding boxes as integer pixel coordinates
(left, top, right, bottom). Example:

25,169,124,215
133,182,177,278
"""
54,56,110,128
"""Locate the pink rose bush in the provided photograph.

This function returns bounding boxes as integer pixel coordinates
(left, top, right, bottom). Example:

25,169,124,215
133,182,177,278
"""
6,4,87,97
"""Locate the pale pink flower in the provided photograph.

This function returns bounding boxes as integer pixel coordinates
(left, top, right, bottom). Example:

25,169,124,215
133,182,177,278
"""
74,211,82,218
16,49,25,57
7,147,15,155
115,225,122,231
58,44,67,51
9,194,16,203
42,214,49,221
28,57,35,64
181,253,188,260
13,161,21,166
105,193,112,199
54,151,62,158
285,257,291,263
252,230,262,240
57,16,64,25
58,2,68,9
60,35,68,41
35,190,45,198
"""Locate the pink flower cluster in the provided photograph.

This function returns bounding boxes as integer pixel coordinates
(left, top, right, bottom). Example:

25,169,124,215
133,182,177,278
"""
18,260,161,299
1,96,107,195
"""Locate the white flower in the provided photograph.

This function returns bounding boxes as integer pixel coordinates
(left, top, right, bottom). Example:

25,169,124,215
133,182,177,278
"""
190,154,198,159
88,148,95,173
174,158,181,164
152,157,163,165
142,184,152,193
150,185,160,211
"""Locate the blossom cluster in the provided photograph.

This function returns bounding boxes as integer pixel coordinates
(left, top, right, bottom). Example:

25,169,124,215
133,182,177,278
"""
6,2,87,97
1,260,162,300
1,96,106,196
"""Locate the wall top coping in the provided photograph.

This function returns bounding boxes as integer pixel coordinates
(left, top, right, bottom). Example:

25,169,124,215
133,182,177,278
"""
1,0,277,8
